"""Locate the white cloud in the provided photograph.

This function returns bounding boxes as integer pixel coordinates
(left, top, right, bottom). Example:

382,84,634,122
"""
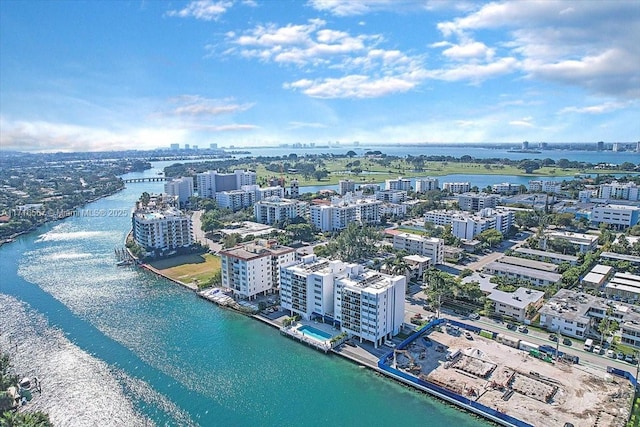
442,41,494,61
308,0,397,16
509,117,534,128
166,0,233,21
284,75,416,99
428,57,518,83
0,117,189,152
228,19,377,66
287,121,328,129
435,1,640,99
558,101,628,115
193,124,259,131
226,20,427,98
168,96,254,116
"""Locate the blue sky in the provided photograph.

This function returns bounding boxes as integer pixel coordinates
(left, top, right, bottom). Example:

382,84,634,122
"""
1,0,639,152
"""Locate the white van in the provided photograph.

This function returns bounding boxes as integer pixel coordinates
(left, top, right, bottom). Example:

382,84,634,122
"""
584,338,593,352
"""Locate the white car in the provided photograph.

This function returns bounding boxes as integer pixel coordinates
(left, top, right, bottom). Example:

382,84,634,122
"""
607,349,616,358
469,313,480,320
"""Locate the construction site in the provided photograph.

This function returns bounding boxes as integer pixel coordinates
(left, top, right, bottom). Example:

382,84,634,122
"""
386,322,634,427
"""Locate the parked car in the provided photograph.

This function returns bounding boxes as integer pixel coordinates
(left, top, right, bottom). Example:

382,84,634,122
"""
606,349,616,358
625,354,637,364
593,345,602,355
469,313,480,320
506,323,517,330
464,331,473,340
617,352,625,360
549,334,558,342
517,325,528,333
563,338,572,346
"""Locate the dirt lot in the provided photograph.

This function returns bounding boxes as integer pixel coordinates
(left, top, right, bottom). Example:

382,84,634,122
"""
391,325,634,427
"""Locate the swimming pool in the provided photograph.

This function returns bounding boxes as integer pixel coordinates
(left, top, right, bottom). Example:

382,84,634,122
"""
298,325,333,342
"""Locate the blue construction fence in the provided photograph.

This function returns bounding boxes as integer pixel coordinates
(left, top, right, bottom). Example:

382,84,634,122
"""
378,358,533,427
607,366,638,387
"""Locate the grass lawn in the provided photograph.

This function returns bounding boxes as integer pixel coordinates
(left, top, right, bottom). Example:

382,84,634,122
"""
149,253,221,284
236,157,630,187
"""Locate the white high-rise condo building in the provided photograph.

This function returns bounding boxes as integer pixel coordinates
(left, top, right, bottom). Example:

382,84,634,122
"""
219,239,295,300
491,182,519,195
442,182,471,194
375,190,407,204
385,177,411,191
215,190,255,211
132,198,192,254
599,181,639,201
290,179,299,199
529,180,561,194
591,204,640,230
424,209,458,227
415,178,439,193
164,177,194,206
309,195,381,232
254,197,308,225
458,193,499,212
280,255,346,320
334,264,406,348
450,208,514,240
338,180,356,196
392,233,444,264
196,169,256,198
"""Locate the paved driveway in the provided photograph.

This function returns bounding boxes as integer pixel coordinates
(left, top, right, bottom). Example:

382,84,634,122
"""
191,210,222,253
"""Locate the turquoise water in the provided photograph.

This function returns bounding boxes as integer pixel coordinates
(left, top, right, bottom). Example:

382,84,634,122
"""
298,325,333,341
0,171,488,426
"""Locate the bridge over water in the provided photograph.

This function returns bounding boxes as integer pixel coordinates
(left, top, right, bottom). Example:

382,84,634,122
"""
122,177,168,183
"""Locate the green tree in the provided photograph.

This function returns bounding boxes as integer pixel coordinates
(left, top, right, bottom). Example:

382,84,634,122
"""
476,229,503,248
385,252,410,277
518,160,541,174
140,191,151,206
222,233,241,248
285,223,316,242
0,411,53,426
323,223,381,262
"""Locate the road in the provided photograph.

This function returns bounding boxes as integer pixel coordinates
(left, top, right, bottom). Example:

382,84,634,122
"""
191,210,222,253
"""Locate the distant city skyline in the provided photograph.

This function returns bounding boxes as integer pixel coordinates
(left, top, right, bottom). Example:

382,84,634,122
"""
1,0,639,152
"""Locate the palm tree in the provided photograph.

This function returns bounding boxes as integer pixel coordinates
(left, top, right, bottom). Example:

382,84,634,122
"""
424,267,447,318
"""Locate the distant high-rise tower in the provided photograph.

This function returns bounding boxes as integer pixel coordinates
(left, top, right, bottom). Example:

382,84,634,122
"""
597,141,604,151
339,179,356,195
184,144,190,150
522,141,529,150
613,143,620,152
170,143,179,150
540,142,548,150
210,143,218,149
290,179,299,199
636,141,640,153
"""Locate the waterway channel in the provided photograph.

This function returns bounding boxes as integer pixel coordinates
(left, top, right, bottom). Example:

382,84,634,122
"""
0,165,489,426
